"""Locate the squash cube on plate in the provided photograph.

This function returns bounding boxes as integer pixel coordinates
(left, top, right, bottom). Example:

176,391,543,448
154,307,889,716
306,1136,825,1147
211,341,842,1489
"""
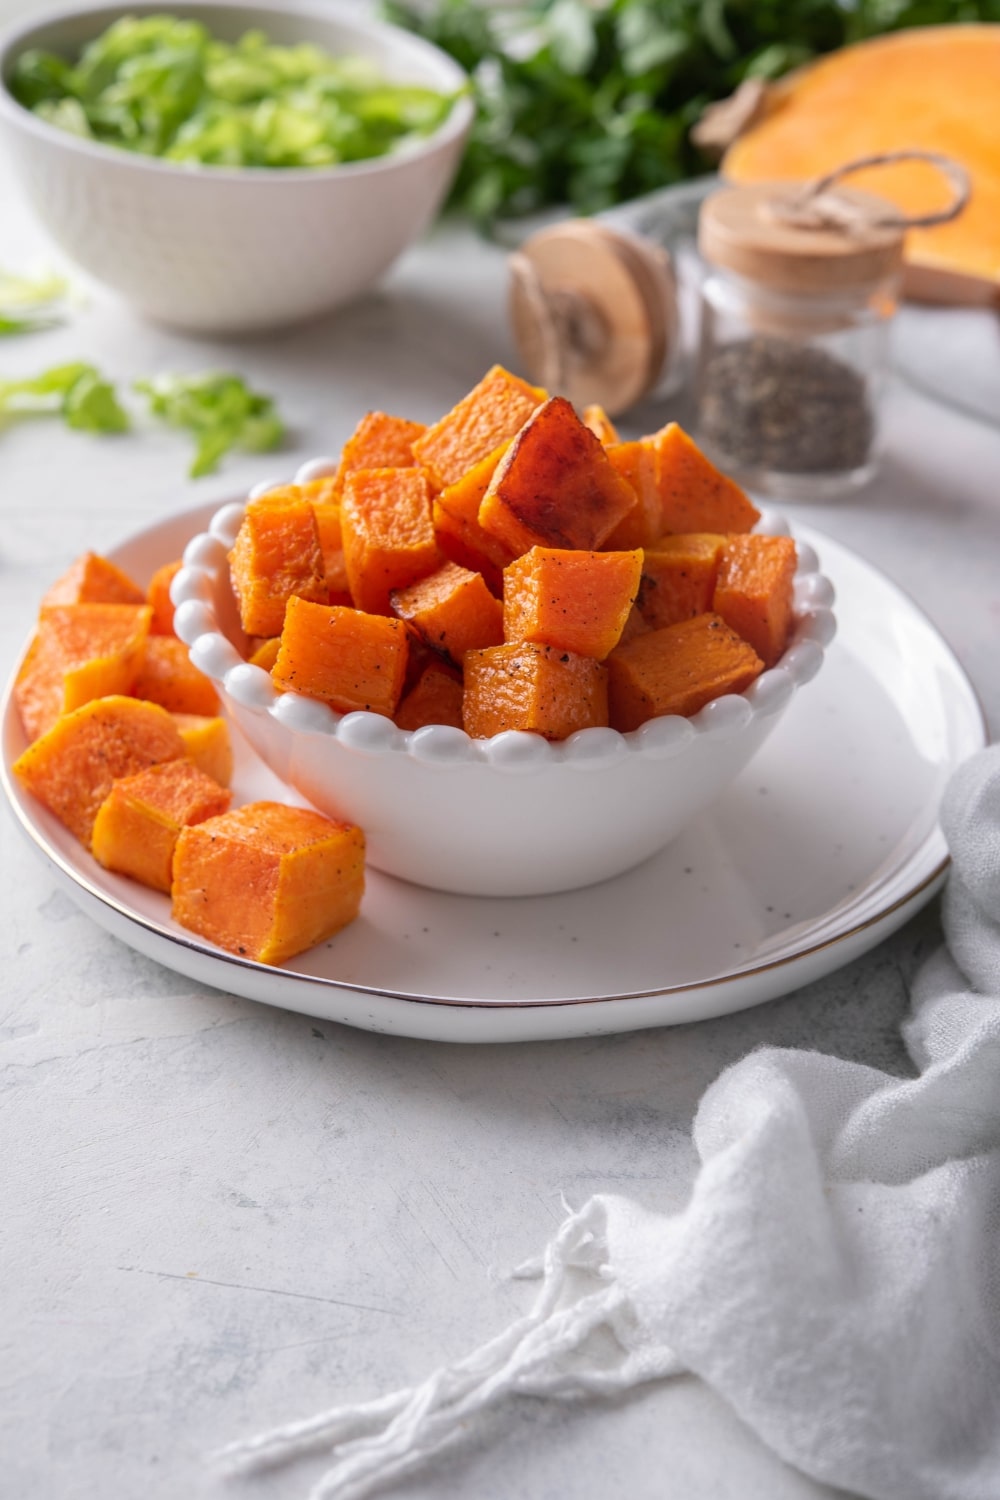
463,641,608,741
247,636,281,672
395,662,465,731
341,467,439,616
132,635,221,716
14,602,152,743
92,758,232,892
172,713,233,787
582,404,619,445
273,597,409,717
228,495,327,638
607,613,764,730
503,547,643,660
332,411,427,495
412,364,544,491
146,558,183,636
479,397,638,555
601,441,663,549
713,534,798,668
638,534,727,630
42,551,146,608
649,423,760,535
171,801,365,965
391,561,503,667
12,694,186,847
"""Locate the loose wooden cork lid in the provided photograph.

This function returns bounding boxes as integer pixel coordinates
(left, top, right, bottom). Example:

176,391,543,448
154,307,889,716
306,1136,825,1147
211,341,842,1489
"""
699,181,906,292
508,220,677,416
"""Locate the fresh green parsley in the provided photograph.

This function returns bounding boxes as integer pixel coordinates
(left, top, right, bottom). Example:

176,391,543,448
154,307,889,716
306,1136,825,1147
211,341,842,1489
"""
134,371,284,477
0,268,71,336
0,362,128,432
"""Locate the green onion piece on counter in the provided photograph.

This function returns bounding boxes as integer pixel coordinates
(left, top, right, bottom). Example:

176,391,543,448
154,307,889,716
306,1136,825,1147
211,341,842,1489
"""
0,362,128,432
135,371,284,477
0,268,72,336
10,15,457,168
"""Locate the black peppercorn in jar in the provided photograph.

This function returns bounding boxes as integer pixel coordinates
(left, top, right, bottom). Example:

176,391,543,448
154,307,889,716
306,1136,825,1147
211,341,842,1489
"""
695,177,909,499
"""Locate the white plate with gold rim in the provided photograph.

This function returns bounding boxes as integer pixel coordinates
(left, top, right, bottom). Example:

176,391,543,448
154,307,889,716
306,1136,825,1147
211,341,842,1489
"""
1,503,986,1043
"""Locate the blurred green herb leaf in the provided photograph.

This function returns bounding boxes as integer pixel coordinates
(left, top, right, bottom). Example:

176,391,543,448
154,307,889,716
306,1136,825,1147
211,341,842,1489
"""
134,371,284,477
0,268,72,336
0,362,128,431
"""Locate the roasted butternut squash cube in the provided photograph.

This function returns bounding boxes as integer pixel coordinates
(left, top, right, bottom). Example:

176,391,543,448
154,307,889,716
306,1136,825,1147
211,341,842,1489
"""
395,662,465,731
273,598,409,717
433,442,515,592
171,801,365,965
649,423,760,534
479,397,638,555
582,404,620,445
463,642,609,741
147,559,183,636
391,562,503,667
601,441,663,549
247,637,281,672
713,534,798,668
228,495,327,637
607,613,764,729
341,467,440,616
14,602,153,743
132,635,221,716
503,547,643,660
412,365,544,490
311,499,350,598
172,713,233,787
12,695,186,847
332,411,427,495
638,534,727,630
92,759,232,892
42,551,145,608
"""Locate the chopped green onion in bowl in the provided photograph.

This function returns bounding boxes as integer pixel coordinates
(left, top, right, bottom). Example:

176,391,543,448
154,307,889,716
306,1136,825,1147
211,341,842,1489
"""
9,13,458,169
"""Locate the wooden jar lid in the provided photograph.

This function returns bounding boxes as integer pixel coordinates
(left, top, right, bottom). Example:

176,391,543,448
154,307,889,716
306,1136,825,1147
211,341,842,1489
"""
508,220,677,416
699,182,906,293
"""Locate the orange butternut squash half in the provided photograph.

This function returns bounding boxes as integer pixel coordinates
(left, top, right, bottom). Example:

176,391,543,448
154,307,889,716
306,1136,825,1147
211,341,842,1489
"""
722,25,1000,304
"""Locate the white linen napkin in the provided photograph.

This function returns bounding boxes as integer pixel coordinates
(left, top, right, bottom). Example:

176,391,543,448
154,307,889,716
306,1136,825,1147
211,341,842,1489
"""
219,743,1000,1500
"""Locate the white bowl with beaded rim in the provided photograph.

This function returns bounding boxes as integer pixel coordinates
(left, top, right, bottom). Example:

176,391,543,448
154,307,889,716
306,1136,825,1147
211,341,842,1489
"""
0,0,473,333
171,460,836,896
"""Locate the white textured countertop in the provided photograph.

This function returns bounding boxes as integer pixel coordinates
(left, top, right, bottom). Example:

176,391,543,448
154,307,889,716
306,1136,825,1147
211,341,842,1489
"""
2,64,999,1500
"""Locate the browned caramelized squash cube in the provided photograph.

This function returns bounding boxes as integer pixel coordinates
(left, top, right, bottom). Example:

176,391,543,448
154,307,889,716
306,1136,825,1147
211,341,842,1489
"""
228,495,327,638
648,423,760,535
479,397,638,556
12,695,186,847
412,365,544,490
91,759,232,892
607,613,764,729
463,642,609,741
391,561,503,667
131,635,221,716
273,598,409,718
171,801,365,965
503,547,643,661
14,602,153,743
638,535,727,630
42,552,145,608
341,467,440,616
395,662,465,731
713,534,798,668
172,713,233,787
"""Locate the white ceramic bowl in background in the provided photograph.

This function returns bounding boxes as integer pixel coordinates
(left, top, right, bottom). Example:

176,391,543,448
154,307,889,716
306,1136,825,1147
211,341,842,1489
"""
171,465,836,897
0,0,473,333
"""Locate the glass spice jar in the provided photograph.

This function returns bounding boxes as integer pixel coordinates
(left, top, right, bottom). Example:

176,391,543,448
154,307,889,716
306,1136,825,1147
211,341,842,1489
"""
694,179,907,499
